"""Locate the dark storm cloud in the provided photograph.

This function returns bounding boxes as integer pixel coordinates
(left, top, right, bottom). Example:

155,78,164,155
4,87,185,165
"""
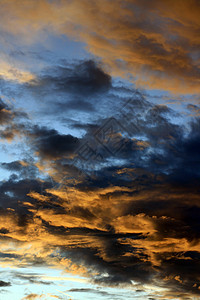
0,161,39,179
1,57,112,120
40,99,200,296
0,177,52,211
0,0,199,297
25,60,112,115
28,125,80,160
1,161,28,172
0,280,11,287
1,84,200,298
60,240,153,286
31,60,111,95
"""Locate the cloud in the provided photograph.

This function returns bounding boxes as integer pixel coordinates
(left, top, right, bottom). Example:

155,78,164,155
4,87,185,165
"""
0,61,35,84
0,98,28,141
23,59,112,117
68,287,117,297
30,60,111,96
22,294,44,300
13,272,53,285
1,79,200,298
28,125,80,160
1,2,200,296
0,98,13,125
0,0,200,93
187,104,200,117
0,280,11,287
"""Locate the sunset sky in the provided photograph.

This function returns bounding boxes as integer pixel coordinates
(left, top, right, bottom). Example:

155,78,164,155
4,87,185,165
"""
0,1,200,299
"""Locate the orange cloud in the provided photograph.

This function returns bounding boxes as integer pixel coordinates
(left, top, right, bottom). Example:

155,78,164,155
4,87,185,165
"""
0,61,35,83
22,294,45,300
0,174,200,299
0,0,200,93
111,213,156,234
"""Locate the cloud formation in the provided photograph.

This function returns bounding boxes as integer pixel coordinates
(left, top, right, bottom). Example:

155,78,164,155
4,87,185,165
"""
30,60,111,96
0,2,200,292
0,80,200,299
0,98,28,140
0,0,200,93
0,280,11,287
28,126,80,160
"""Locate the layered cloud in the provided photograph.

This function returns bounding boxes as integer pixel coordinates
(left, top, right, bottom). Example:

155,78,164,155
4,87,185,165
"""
0,0,200,93
29,60,111,96
0,71,200,299
0,2,199,299
1,1,200,299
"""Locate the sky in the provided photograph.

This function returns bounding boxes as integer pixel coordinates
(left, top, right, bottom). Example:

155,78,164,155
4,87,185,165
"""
0,0,200,299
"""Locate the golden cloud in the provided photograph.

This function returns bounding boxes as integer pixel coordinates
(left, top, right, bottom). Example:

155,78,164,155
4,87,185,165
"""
0,61,35,83
0,0,200,93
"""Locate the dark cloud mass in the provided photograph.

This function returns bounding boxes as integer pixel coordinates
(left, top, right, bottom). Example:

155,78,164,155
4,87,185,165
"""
0,1,200,295
0,73,200,299
29,60,111,98
28,126,80,160
0,280,11,287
